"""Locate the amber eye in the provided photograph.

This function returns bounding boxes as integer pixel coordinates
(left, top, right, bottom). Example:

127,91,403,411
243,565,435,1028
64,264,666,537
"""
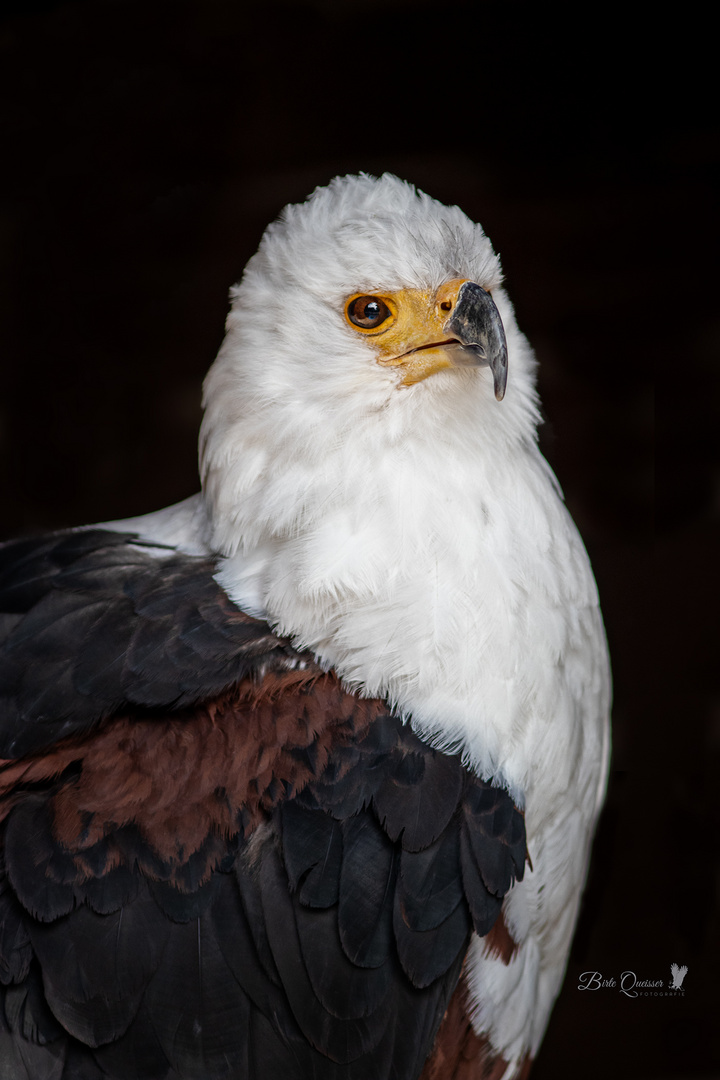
346,295,392,330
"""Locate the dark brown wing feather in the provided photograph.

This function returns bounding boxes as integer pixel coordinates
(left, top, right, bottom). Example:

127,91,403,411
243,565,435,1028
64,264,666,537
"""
0,530,526,1079
0,529,301,758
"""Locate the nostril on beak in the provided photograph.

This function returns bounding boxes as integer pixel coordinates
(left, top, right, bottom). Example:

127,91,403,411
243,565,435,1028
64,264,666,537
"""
440,300,453,312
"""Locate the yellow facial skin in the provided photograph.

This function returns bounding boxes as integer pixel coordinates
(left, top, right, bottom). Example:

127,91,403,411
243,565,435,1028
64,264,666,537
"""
345,279,481,386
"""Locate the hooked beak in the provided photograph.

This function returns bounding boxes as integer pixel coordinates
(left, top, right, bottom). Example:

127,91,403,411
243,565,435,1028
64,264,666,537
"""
441,281,508,401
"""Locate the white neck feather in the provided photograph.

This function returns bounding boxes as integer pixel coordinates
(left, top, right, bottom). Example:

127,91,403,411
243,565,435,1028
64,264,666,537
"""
205,333,604,807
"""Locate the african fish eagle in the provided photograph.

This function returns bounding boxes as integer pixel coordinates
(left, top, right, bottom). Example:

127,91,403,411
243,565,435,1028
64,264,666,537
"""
0,174,610,1079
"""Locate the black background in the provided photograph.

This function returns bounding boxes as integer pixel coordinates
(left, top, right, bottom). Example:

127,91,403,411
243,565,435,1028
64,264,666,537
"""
1,2,717,1076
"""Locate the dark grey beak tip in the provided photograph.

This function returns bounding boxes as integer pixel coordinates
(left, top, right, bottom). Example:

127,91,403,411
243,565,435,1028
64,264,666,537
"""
493,360,508,401
444,281,509,403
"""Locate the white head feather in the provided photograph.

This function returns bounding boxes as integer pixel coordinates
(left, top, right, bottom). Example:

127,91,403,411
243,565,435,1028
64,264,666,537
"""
201,174,540,551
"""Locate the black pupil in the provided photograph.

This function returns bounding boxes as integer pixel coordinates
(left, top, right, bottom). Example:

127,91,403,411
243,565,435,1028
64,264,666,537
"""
350,296,388,328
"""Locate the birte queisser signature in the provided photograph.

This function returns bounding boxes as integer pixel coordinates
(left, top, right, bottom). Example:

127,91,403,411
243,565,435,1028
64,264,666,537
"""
578,965,687,997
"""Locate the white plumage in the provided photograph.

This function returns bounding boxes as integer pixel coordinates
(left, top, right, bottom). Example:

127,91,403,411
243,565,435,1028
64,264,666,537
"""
117,173,611,1072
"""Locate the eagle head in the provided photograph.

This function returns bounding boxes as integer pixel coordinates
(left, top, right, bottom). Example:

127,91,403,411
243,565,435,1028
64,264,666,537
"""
200,173,541,562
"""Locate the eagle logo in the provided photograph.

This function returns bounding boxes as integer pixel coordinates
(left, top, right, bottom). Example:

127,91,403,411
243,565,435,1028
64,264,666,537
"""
670,964,688,990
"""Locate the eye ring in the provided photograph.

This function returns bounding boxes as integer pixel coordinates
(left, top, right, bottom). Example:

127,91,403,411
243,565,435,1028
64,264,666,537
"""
345,294,394,332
